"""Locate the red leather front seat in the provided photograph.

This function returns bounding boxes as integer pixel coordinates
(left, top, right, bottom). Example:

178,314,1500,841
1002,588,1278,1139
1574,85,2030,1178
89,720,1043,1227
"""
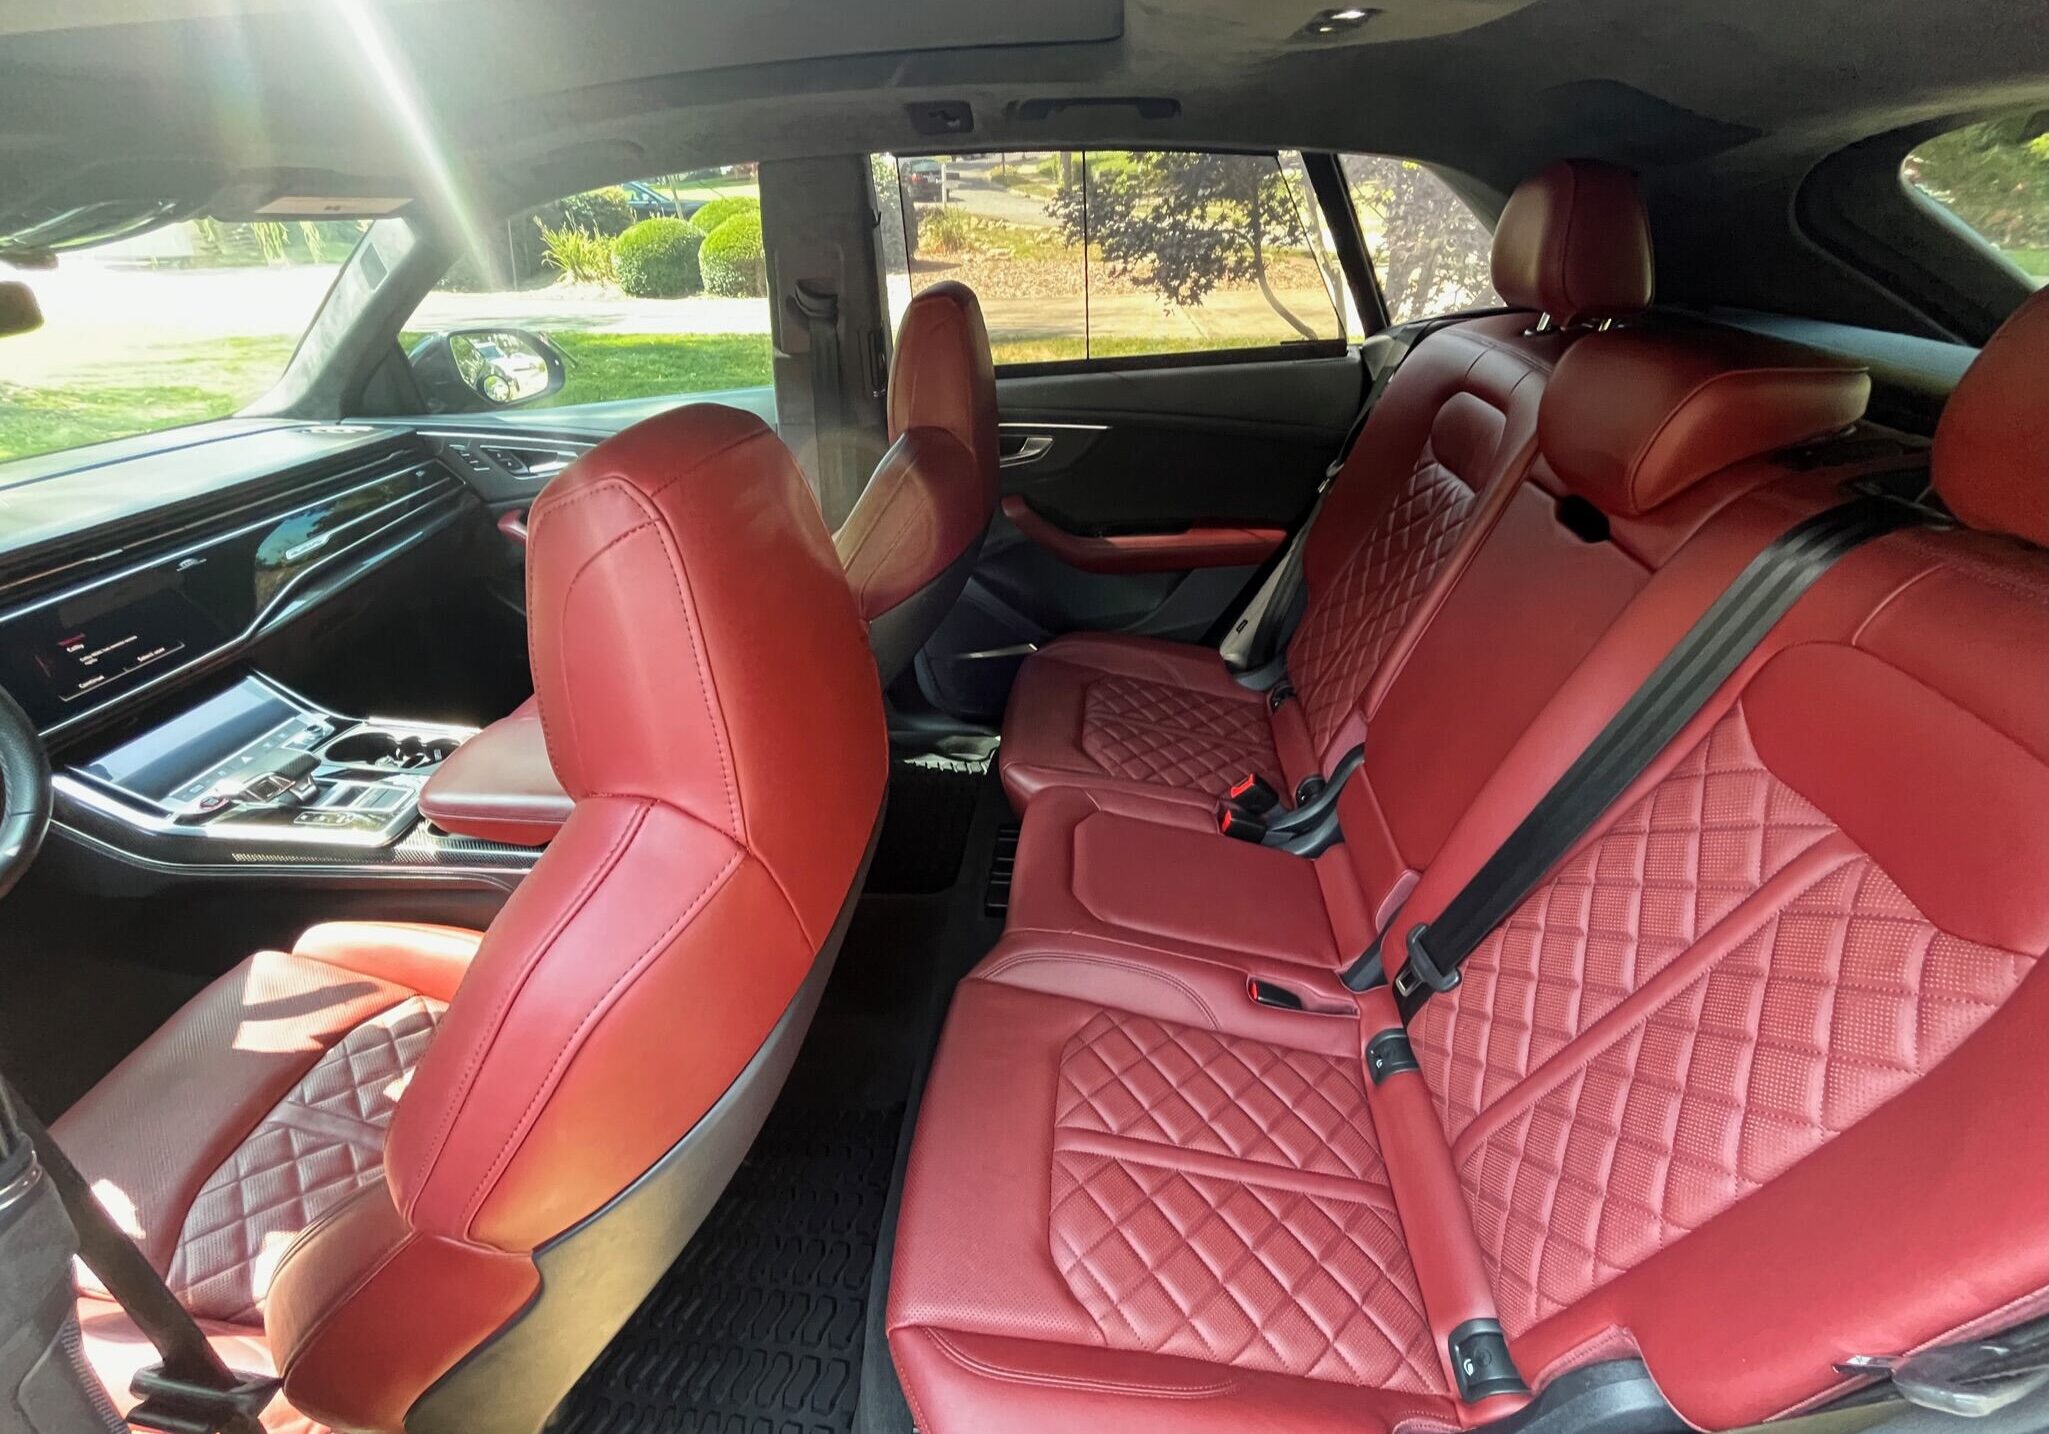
835,279,1000,680
56,404,888,1432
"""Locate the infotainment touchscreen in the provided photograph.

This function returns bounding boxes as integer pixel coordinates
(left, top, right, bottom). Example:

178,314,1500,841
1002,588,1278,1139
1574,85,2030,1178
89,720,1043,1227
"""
42,610,187,703
0,562,233,728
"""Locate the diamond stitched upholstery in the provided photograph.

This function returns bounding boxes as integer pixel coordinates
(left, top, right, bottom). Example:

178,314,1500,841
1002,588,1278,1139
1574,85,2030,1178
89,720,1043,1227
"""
1415,706,1837,1142
1460,849,2034,1333
168,997,445,1325
1045,1009,1437,1390
1059,1009,1385,1183
1050,1147,1441,1391
1289,458,1481,754
1078,676,1283,794
1084,676,1275,747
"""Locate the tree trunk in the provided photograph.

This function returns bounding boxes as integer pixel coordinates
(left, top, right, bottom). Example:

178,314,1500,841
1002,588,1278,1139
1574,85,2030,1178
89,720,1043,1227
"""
1249,193,1318,342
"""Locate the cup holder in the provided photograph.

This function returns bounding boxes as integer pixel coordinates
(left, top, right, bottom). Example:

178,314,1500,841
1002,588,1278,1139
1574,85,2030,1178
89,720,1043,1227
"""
324,729,459,770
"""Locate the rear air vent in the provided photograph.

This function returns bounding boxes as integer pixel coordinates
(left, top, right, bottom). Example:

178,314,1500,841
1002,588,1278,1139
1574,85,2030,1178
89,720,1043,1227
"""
984,822,1021,915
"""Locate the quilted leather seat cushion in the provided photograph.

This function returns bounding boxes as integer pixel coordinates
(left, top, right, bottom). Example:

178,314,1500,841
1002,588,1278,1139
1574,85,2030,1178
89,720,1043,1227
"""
1000,631,1293,813
889,979,1454,1431
53,922,481,1432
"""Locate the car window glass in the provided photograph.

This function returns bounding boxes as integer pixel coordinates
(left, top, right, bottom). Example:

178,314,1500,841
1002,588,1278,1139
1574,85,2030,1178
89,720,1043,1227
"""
1903,117,2049,288
391,169,777,414
1340,155,1501,325
876,150,1342,366
0,220,355,468
876,151,1088,365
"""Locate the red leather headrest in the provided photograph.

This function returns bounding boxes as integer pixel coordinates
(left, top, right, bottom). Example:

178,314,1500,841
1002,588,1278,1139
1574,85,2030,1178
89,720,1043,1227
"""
1540,326,1871,516
890,280,998,486
1491,160,1654,325
1932,287,2048,546
524,403,884,842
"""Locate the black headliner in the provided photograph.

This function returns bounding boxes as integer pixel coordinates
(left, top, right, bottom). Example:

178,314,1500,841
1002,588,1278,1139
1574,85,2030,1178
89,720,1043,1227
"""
1,0,2043,337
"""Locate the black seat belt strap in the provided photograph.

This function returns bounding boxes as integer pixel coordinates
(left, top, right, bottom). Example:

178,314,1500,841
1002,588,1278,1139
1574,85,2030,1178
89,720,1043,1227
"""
789,280,850,522
1352,493,1921,1018
0,1075,277,1433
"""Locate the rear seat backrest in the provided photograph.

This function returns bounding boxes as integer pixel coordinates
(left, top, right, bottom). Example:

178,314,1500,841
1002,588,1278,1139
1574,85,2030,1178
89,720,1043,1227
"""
1284,161,1654,764
1391,291,2049,1425
1326,325,1872,935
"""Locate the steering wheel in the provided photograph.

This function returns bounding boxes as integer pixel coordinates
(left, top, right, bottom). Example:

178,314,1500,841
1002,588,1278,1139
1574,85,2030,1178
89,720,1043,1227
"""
0,684,51,904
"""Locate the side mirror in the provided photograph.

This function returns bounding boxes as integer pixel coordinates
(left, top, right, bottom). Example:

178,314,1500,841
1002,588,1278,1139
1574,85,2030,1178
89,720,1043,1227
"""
407,327,566,412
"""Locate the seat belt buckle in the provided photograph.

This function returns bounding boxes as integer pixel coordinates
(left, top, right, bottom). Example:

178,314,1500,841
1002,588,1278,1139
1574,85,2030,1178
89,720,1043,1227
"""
1222,772,1280,815
1216,804,1268,843
129,1364,281,1434
1267,682,1295,712
1390,923,1461,1001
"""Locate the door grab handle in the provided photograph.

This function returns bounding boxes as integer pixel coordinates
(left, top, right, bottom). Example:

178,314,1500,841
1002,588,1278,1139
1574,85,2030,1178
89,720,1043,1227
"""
1001,434,1054,467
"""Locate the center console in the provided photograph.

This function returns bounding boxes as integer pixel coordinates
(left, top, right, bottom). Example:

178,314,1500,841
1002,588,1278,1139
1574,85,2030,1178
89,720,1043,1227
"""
51,674,541,889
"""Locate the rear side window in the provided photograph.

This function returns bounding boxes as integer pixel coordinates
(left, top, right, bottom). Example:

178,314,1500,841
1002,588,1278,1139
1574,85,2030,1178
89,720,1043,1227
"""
875,150,1345,369
1903,117,2049,287
1339,155,1501,325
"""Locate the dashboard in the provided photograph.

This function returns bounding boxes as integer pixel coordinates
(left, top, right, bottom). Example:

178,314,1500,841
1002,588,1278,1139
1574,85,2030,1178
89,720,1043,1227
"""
0,424,470,739
0,417,621,905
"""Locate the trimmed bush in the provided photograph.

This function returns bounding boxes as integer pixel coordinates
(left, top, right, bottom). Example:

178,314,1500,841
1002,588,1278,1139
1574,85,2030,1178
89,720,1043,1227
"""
613,218,703,297
690,194,761,236
699,213,766,297
560,186,636,238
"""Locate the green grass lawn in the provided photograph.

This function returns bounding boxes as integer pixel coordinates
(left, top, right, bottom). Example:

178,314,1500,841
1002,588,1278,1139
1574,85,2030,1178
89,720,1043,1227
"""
988,332,1298,365
538,332,771,407
0,334,298,463
2006,247,2049,279
0,332,772,464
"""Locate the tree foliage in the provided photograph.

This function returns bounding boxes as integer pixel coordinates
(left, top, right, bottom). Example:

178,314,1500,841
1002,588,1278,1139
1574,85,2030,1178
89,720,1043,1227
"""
1048,151,1322,339
1342,155,1497,323
1905,116,2049,254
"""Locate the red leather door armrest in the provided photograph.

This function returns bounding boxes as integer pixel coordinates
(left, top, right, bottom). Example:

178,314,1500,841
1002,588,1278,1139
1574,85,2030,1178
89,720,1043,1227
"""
1002,495,1284,574
418,698,570,846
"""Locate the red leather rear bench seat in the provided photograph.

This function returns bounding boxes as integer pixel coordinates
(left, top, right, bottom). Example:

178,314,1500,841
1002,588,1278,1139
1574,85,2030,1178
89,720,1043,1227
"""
997,160,1655,816
997,322,1875,991
886,293,2049,1432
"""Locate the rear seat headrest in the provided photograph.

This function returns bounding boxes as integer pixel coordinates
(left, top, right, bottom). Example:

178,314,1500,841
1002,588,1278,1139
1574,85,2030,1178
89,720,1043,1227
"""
1540,326,1871,517
1491,159,1655,325
1931,286,2048,546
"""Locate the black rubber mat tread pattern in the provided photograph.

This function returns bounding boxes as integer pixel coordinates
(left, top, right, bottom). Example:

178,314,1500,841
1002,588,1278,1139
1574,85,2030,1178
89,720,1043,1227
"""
864,758,985,895
557,1104,903,1434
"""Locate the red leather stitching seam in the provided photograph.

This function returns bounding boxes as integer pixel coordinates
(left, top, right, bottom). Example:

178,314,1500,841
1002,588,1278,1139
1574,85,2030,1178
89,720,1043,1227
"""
925,1328,1241,1399
400,800,647,1224
457,841,746,1232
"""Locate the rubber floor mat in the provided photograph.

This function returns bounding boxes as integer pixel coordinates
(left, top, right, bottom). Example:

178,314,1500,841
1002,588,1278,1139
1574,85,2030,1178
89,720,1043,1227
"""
556,1103,904,1434
864,757,986,895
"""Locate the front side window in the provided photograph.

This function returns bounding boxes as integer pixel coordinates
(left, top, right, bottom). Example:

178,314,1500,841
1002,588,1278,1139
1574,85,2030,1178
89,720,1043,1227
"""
1903,117,2049,287
0,220,357,466
1340,155,1500,325
393,168,777,414
877,150,1344,367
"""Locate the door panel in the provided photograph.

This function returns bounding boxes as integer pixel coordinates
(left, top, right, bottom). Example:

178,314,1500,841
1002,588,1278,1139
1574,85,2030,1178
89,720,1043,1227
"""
913,352,1361,722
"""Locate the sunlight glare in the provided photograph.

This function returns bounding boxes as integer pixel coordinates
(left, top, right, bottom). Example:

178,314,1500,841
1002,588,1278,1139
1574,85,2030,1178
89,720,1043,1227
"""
330,0,492,270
